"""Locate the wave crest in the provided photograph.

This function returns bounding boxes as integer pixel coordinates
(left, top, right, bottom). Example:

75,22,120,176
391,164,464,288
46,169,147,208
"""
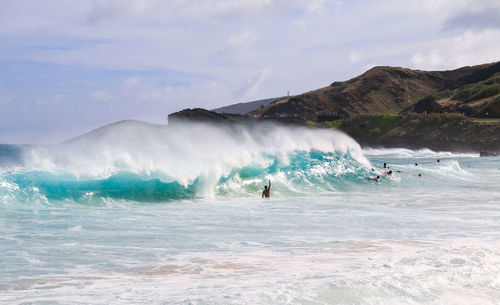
0,122,371,203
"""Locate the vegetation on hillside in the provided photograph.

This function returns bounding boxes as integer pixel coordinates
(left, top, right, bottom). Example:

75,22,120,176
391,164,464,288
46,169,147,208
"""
254,62,500,120
324,113,403,135
414,72,500,117
322,112,500,151
452,83,500,103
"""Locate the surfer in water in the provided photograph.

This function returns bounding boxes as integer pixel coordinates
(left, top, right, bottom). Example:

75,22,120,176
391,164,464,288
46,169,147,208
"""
262,180,271,198
367,176,380,182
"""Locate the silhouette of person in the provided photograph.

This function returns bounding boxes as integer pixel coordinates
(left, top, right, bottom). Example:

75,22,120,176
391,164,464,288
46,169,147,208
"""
262,180,271,198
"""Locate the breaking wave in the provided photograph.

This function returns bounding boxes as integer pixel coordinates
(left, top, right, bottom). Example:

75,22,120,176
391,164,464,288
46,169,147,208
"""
0,121,373,204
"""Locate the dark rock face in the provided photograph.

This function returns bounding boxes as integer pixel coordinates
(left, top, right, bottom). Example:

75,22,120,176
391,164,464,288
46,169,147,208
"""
169,108,307,126
413,96,443,114
168,108,255,125
481,100,500,118
261,98,315,119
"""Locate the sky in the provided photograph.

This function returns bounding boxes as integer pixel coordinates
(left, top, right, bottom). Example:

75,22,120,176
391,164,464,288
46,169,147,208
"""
1,0,500,143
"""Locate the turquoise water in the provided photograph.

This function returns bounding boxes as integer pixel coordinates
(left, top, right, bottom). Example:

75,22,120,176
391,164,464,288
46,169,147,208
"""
1,124,499,304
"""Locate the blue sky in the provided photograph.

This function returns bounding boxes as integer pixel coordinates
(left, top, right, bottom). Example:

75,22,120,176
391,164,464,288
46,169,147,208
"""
1,0,500,143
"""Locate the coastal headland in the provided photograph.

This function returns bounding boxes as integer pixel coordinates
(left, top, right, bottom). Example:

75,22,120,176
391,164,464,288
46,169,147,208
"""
169,61,500,153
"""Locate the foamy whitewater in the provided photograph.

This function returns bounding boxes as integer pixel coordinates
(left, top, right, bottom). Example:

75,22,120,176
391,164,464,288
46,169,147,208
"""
1,122,499,304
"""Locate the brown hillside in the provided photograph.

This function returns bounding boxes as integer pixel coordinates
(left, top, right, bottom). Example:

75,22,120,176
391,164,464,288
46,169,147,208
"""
253,61,500,120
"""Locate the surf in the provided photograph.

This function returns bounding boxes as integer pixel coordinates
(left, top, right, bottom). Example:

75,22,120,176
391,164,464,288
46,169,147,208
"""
0,121,373,204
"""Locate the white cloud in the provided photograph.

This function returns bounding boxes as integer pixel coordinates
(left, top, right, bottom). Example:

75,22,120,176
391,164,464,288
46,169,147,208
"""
123,77,143,89
307,0,326,13
411,29,500,70
189,0,275,20
294,19,309,32
407,0,469,15
36,94,66,106
443,5,500,31
108,70,273,116
83,0,300,25
133,80,234,112
228,30,259,49
90,90,112,103
234,68,272,98
349,50,363,63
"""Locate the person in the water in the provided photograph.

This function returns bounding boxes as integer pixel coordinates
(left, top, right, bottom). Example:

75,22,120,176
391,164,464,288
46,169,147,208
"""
368,175,380,182
262,180,271,198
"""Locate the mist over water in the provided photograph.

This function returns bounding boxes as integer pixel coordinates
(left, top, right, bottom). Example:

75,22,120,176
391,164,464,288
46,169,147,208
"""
1,122,499,304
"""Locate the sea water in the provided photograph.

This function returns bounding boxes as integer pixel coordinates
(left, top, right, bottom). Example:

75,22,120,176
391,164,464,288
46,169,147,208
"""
0,122,499,304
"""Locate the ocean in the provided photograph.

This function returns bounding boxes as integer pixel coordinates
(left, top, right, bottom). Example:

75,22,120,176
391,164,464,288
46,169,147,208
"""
1,122,499,304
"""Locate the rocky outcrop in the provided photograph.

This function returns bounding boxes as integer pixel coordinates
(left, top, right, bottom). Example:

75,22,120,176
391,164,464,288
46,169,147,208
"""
169,108,307,126
168,108,255,125
412,96,443,114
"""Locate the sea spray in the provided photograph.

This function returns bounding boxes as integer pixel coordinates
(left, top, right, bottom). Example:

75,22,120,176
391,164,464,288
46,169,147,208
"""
0,121,371,203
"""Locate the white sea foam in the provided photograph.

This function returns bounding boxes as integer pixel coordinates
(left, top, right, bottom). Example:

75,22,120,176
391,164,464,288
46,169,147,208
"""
363,147,479,159
1,172,500,304
17,122,369,197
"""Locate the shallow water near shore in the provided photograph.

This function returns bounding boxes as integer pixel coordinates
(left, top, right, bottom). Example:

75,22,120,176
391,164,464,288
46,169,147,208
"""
1,125,499,304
